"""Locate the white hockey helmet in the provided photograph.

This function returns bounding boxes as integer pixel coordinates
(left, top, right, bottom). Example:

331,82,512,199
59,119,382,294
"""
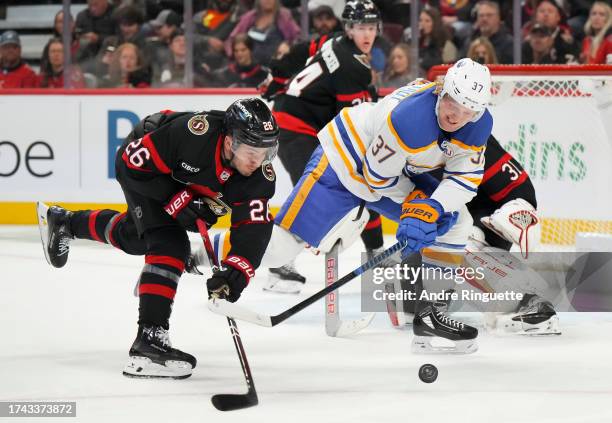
437,58,492,122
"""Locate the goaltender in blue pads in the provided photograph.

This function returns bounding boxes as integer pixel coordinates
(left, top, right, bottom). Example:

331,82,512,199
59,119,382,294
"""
274,59,493,261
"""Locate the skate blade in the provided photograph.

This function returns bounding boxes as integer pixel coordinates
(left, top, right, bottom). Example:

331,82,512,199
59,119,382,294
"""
123,356,192,379
262,275,303,294
412,336,478,355
491,315,561,336
36,202,52,266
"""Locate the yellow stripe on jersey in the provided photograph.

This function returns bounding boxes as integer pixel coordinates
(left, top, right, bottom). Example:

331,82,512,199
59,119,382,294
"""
327,122,374,193
341,108,366,155
279,154,329,230
421,248,464,267
386,113,438,154
456,175,483,185
363,163,390,186
450,138,485,152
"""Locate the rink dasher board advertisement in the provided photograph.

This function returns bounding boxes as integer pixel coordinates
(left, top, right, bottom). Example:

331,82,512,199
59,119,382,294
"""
1,92,610,225
0,93,295,219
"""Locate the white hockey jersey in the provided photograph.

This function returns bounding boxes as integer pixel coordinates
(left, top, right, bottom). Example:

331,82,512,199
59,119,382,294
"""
317,82,493,212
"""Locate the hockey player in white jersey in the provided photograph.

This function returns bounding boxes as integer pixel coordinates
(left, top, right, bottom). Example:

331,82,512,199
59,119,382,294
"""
196,58,494,354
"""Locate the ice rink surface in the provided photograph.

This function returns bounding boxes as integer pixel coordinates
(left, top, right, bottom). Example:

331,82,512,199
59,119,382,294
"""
2,225,611,423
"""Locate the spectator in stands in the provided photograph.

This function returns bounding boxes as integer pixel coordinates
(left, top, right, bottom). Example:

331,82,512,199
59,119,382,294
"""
274,40,291,59
114,5,146,49
75,0,117,64
193,0,247,72
149,9,182,43
144,9,181,71
522,23,558,64
39,37,86,89
523,0,580,63
53,10,81,58
580,1,612,64
100,42,150,88
311,5,342,36
427,0,476,46
418,7,457,74
567,1,595,41
467,36,499,64
307,0,344,22
380,43,413,88
194,0,246,53
463,1,514,64
213,33,268,87
0,31,38,89
86,35,119,84
226,0,300,66
152,30,187,87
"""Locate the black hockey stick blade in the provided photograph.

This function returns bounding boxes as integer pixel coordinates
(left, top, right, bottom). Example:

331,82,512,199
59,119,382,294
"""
196,220,259,412
211,392,258,411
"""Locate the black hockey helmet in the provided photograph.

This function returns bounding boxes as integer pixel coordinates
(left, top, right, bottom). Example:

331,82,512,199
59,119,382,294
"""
224,98,279,162
341,0,381,27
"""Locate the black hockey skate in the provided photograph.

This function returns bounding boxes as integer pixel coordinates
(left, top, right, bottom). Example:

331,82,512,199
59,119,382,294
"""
412,305,478,354
489,294,561,336
36,202,74,268
264,263,306,294
123,325,197,379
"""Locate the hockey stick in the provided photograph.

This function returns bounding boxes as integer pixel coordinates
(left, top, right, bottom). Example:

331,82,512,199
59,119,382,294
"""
196,220,258,411
208,241,406,327
325,242,375,337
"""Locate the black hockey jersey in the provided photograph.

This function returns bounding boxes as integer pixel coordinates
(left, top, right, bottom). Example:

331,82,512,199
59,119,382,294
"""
272,35,374,137
117,110,275,269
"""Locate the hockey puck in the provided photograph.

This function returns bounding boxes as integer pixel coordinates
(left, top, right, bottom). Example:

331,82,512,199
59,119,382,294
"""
418,364,438,383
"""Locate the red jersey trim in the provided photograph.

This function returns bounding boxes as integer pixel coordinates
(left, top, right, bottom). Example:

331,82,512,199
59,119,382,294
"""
482,153,512,183
214,134,234,184
141,133,171,174
145,255,185,273
273,111,318,137
336,90,370,102
138,284,176,300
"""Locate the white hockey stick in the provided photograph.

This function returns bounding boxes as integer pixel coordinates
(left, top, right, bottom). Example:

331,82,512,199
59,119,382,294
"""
208,242,405,327
325,243,375,337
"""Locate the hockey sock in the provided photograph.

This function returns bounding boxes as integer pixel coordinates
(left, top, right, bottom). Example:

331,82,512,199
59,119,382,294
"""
137,227,189,328
360,211,384,250
70,209,126,246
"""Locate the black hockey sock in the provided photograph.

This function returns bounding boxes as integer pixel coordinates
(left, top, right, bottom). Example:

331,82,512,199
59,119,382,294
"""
70,209,125,245
360,211,384,250
137,227,189,329
138,294,173,329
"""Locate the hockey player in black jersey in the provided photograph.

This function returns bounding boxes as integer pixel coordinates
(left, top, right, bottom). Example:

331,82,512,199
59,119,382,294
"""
261,0,387,292
36,98,280,379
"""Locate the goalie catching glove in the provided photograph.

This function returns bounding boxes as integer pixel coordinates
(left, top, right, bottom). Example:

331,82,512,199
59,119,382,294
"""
480,198,539,258
207,255,254,303
164,189,224,232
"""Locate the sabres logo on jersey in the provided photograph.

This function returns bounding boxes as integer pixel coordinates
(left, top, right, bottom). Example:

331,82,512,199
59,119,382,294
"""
188,114,209,135
439,139,454,157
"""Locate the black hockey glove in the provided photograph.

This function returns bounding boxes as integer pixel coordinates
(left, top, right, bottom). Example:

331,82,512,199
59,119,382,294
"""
207,256,254,303
163,189,218,232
